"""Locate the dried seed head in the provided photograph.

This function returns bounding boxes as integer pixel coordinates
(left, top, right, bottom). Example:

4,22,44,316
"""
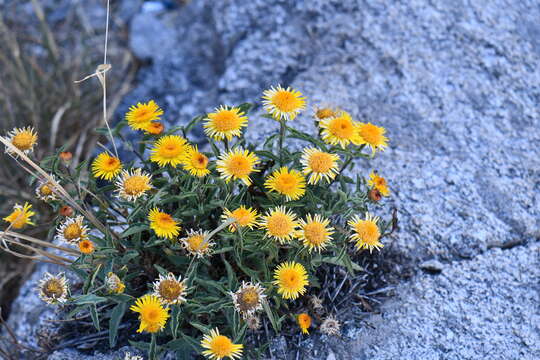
230,281,266,318
368,188,382,202
320,315,341,336
309,295,324,311
246,315,261,330
37,272,69,305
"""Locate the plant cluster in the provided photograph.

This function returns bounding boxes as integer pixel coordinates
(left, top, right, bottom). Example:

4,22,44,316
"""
1,85,392,359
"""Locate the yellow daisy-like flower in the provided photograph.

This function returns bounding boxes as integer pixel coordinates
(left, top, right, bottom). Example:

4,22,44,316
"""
300,147,340,185
152,273,188,306
297,313,312,334
296,214,334,253
130,295,170,333
258,206,299,244
115,168,153,202
229,281,266,319
221,206,258,232
56,215,88,244
216,148,260,185
4,127,38,155
262,85,306,121
201,328,243,360
181,145,210,177
3,202,35,229
264,167,306,201
91,152,122,181
105,272,126,294
37,272,69,305
367,171,390,196
125,100,164,131
272,261,309,300
35,176,58,202
78,239,95,254
319,111,357,148
348,212,383,253
148,208,181,239
180,229,214,258
204,105,248,141
356,123,388,153
150,135,189,168
145,121,164,135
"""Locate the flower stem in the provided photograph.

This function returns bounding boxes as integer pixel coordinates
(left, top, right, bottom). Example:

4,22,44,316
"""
278,120,286,166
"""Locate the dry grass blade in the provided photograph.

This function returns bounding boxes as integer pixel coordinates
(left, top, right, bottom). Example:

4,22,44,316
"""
1,231,79,256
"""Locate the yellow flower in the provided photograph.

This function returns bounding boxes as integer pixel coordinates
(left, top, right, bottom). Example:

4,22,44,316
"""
348,213,383,253
92,152,122,181
148,208,180,239
201,328,243,360
313,105,340,121
319,111,357,148
180,229,214,258
181,145,210,177
115,168,153,202
216,148,259,185
3,202,35,229
264,167,306,201
300,147,340,185
204,105,248,141
145,121,165,135
221,206,258,232
297,313,312,334
367,171,390,196
105,272,125,294
126,100,164,131
258,206,299,244
150,135,189,168
4,127,38,154
35,176,58,202
356,123,388,153
229,281,266,319
272,261,309,300
296,214,334,253
37,272,69,305
130,295,170,333
152,272,188,306
56,215,88,244
262,85,306,121
78,239,95,254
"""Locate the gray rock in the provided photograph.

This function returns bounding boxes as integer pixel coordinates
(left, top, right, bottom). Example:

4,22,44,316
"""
419,259,445,274
349,242,540,360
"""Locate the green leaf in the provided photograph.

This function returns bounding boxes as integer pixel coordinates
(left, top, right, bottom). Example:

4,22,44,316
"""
83,264,102,294
109,302,127,347
90,304,100,331
72,294,107,305
121,224,148,238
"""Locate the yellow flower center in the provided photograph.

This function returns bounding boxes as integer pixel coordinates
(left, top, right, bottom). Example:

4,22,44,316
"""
188,234,208,251
316,108,336,120
355,221,380,245
158,279,184,302
11,132,35,150
156,213,175,227
123,176,148,195
375,177,387,187
274,173,298,193
232,209,251,226
358,124,384,145
210,335,235,357
308,152,334,173
141,306,161,323
159,143,182,158
64,223,82,240
40,184,53,196
281,269,301,289
267,213,294,238
303,222,326,246
43,279,64,299
298,314,311,327
133,108,154,123
212,110,241,131
104,157,120,170
329,117,355,139
272,90,302,112
192,153,209,169
227,155,251,177
10,211,27,228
